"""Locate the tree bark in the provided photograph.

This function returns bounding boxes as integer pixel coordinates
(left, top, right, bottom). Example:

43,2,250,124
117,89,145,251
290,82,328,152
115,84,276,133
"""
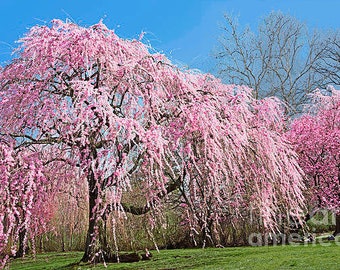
81,170,99,262
333,213,340,236
14,228,28,258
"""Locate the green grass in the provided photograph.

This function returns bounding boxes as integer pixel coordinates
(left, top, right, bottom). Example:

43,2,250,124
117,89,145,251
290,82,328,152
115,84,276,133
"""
9,243,340,269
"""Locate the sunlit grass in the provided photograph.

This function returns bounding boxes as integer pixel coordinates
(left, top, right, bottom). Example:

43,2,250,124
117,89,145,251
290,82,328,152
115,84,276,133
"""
9,242,340,269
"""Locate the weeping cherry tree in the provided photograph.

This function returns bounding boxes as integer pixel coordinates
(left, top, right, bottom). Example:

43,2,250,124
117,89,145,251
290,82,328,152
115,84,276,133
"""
0,20,305,263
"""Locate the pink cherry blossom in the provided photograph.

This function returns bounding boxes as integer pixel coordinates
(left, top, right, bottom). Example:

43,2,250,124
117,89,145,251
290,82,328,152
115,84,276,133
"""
0,20,305,263
287,87,340,212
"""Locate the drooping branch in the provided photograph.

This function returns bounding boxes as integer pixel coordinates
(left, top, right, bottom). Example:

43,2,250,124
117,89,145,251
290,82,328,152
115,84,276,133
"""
114,173,184,216
3,133,63,148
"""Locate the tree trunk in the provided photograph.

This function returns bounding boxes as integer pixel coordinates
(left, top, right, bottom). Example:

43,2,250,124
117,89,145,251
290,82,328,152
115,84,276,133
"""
61,231,66,252
15,228,28,258
39,235,44,253
333,213,340,236
81,170,99,262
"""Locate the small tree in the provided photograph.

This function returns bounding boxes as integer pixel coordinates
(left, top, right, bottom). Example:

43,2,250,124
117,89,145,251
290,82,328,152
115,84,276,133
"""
287,86,340,234
216,12,338,115
0,141,55,266
0,20,305,263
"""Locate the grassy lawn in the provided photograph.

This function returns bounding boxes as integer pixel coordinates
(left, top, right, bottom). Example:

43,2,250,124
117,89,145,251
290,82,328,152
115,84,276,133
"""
9,243,340,269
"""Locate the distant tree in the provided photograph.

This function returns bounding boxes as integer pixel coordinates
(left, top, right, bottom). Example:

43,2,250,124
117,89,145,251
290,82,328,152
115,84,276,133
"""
315,31,340,86
287,86,340,235
216,12,339,115
0,20,305,264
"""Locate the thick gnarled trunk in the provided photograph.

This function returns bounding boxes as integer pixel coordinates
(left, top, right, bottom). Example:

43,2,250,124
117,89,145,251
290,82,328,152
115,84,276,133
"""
81,170,99,262
81,167,112,263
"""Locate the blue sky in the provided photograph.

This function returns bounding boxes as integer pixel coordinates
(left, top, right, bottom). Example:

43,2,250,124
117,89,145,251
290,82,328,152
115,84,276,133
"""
0,0,339,72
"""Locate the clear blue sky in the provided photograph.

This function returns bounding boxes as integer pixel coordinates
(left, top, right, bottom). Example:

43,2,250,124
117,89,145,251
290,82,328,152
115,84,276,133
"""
0,0,339,72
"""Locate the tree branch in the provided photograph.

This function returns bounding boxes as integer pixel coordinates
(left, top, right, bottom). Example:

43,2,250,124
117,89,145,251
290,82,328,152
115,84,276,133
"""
109,173,184,216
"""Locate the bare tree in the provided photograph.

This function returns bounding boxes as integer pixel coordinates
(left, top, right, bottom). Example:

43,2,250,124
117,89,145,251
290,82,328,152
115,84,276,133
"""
314,31,340,86
216,12,339,115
